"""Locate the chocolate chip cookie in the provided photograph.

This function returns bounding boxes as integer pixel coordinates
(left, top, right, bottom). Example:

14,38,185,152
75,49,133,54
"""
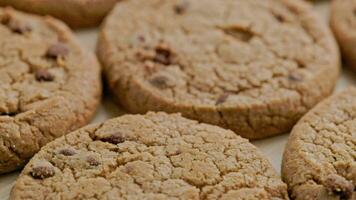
0,0,119,28
282,88,356,200
98,0,340,139
330,0,356,71
0,8,101,174
10,112,289,200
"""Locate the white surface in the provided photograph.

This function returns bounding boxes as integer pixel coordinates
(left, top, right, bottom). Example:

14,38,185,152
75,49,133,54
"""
0,2,354,199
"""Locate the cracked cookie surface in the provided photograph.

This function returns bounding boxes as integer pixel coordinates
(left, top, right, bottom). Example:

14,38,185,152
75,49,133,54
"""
330,0,356,71
0,0,119,28
0,8,102,174
282,88,356,200
98,0,340,139
10,112,289,200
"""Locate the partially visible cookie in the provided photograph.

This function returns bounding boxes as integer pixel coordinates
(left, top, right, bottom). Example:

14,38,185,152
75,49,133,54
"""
0,8,101,174
330,0,356,71
98,0,340,139
0,0,119,28
282,88,356,200
10,112,289,200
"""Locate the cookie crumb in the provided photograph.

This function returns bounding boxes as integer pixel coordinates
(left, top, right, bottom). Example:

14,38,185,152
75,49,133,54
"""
35,69,54,82
46,43,69,59
30,161,55,179
216,93,230,105
324,174,354,199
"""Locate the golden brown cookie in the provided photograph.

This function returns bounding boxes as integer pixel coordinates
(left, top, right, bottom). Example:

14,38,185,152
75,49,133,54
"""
282,88,356,200
10,112,289,200
0,0,119,28
0,8,101,174
330,0,356,71
98,0,340,139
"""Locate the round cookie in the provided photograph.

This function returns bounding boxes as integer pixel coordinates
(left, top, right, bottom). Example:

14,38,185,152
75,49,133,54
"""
0,0,119,28
282,88,356,200
0,8,101,174
330,0,356,71
98,0,340,139
10,112,289,200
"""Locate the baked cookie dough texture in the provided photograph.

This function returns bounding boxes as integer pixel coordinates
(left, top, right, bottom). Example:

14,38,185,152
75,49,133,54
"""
98,0,340,139
283,88,356,200
0,8,101,174
330,0,356,71
0,0,119,28
11,112,289,200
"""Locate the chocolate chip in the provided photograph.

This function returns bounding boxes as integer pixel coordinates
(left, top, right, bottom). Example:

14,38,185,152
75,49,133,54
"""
30,161,55,179
288,72,303,82
216,93,230,105
1,111,18,116
272,12,286,23
174,2,189,14
35,69,54,82
275,15,285,23
324,174,354,199
137,35,146,42
46,43,69,59
149,75,175,89
99,133,125,144
7,20,31,34
153,44,172,65
58,148,76,156
86,156,100,166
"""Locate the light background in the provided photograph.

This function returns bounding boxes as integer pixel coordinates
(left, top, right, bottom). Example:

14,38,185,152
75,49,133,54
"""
1,1,355,199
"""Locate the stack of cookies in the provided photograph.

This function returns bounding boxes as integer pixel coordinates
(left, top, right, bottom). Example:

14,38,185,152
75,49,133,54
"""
0,0,354,199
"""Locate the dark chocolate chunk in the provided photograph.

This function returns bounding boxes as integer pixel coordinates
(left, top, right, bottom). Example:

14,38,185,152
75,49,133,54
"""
46,43,69,59
86,156,100,166
99,133,125,144
58,148,76,156
153,45,172,65
35,69,54,82
174,2,189,14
